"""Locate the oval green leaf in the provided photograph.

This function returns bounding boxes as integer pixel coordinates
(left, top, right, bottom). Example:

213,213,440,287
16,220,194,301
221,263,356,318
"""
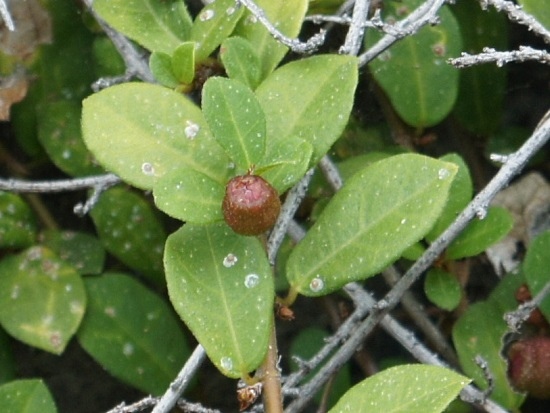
191,0,244,62
94,0,193,54
40,230,105,275
171,42,196,84
366,0,462,128
234,0,308,80
202,77,266,170
154,168,225,223
446,206,513,260
329,364,470,413
0,379,57,413
77,273,189,395
82,82,231,190
286,154,457,297
0,192,37,249
0,247,86,354
91,187,166,286
220,36,262,89
164,223,274,378
523,231,550,321
150,52,180,88
256,55,358,168
453,301,524,409
424,268,462,311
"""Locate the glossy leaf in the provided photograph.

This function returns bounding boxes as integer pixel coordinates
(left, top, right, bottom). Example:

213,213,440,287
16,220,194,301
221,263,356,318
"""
329,364,469,413
0,192,37,249
154,168,225,223
150,52,180,88
452,0,507,135
202,77,266,170
39,230,105,275
82,82,231,190
446,207,513,260
234,0,308,79
256,55,358,167
366,0,462,127
0,247,86,354
517,0,550,30
94,0,192,54
91,187,166,285
286,154,457,297
453,301,524,409
0,379,57,413
77,273,189,395
524,231,550,321
220,36,262,89
171,42,196,84
424,268,461,311
191,0,244,62
165,223,274,378
426,154,472,241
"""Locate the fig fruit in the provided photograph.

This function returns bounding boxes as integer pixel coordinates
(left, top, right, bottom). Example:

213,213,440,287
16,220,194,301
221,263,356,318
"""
508,336,550,398
222,174,281,236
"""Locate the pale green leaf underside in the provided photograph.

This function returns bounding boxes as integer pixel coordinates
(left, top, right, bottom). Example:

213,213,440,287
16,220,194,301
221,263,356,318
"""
329,364,470,413
0,379,57,413
256,55,358,167
82,82,231,190
94,0,192,54
286,154,457,296
165,223,274,378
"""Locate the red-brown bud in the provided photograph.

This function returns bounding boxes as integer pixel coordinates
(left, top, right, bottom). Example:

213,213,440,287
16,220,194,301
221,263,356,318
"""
508,337,550,398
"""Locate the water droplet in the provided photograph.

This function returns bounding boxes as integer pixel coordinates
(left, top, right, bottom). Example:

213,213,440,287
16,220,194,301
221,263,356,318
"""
220,356,233,371
185,120,200,139
244,273,260,288
104,306,116,317
123,342,134,356
400,218,407,224
226,6,236,15
11,285,19,299
438,168,450,180
309,276,324,293
489,153,509,164
200,9,215,21
244,15,257,25
223,253,238,268
141,162,155,176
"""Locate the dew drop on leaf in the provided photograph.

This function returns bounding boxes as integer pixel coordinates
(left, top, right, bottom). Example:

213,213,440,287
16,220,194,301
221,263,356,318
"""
184,120,200,139
11,285,19,299
438,168,450,180
309,276,325,293
223,253,238,268
123,342,134,356
220,356,233,371
199,9,215,21
141,162,155,176
226,6,236,15
244,273,260,289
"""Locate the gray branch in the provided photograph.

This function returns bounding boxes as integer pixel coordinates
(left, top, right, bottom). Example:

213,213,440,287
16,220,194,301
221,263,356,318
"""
449,46,550,68
0,0,14,31
339,0,371,55
0,174,120,193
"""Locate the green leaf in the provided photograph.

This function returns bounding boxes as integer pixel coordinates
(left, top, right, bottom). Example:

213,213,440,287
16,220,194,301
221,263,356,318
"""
424,268,462,311
153,168,225,223
171,42,196,84
451,0,508,135
365,0,462,128
92,36,126,79
191,0,244,62
0,379,57,413
94,0,193,54
150,52,180,88
82,82,231,190
523,231,550,322
39,230,105,275
234,0,308,80
0,329,15,384
426,154,473,242
91,187,166,285
286,154,457,297
77,273,190,395
202,77,266,170
220,36,262,89
517,0,550,30
0,247,86,354
165,223,274,378
0,192,37,249
453,301,524,410
446,206,513,260
256,55,358,167
329,364,470,413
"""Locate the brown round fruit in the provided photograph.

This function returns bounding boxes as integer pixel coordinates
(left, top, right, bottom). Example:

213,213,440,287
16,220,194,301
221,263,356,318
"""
508,336,550,398
222,174,281,236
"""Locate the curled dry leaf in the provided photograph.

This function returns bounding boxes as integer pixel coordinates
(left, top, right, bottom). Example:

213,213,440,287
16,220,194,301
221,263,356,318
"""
0,0,51,58
0,67,28,120
487,172,550,276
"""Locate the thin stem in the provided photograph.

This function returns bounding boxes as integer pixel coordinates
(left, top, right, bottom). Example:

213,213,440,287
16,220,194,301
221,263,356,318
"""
340,0,370,55
259,326,284,413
